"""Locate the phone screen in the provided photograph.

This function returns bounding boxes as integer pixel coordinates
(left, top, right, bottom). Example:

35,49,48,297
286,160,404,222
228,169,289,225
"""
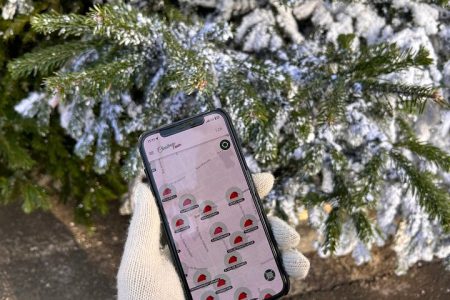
141,111,286,300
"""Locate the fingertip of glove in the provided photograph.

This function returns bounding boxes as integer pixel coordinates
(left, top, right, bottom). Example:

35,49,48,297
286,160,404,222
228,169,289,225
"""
252,172,274,198
268,216,300,249
282,249,310,280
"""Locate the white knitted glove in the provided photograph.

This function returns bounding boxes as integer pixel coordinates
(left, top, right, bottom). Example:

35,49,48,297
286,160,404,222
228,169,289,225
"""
118,173,309,300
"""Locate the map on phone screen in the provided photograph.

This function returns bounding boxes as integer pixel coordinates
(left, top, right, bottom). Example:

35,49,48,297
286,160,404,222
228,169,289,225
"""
142,112,285,300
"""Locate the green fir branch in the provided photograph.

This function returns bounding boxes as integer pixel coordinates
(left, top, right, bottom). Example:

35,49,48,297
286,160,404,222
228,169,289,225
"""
303,191,329,206
87,4,155,46
351,211,374,243
298,34,438,126
390,151,450,232
220,65,270,123
396,119,450,171
8,41,95,78
331,174,362,210
295,144,325,176
361,79,437,113
21,183,50,213
354,153,385,206
44,55,139,95
316,77,347,125
396,117,417,139
31,11,95,37
0,176,14,204
219,64,274,163
361,154,384,188
323,207,342,254
81,185,116,215
352,44,432,78
31,4,155,46
322,150,382,250
336,34,356,50
0,132,35,170
0,174,50,213
162,30,214,95
396,139,450,172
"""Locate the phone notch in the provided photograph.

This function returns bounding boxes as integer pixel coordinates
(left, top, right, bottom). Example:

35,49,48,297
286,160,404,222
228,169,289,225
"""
160,116,205,137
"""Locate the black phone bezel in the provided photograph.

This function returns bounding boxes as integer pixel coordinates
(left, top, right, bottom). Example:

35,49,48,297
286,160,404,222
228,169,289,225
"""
138,108,289,300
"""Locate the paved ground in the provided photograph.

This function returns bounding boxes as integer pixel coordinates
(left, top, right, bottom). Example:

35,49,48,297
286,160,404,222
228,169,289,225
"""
1,201,449,300
0,202,128,300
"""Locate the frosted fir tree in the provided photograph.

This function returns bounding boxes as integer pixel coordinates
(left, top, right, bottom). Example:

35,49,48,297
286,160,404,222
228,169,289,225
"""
1,0,33,20
0,0,129,220
5,0,450,274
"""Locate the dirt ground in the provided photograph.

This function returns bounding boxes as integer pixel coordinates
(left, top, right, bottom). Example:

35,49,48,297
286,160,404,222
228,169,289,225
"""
0,201,449,300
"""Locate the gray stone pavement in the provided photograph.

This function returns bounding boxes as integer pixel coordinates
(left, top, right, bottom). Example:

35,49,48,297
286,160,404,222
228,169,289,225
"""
0,203,127,300
1,201,449,300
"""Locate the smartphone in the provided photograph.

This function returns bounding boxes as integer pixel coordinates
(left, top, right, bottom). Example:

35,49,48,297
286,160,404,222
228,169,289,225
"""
139,109,289,300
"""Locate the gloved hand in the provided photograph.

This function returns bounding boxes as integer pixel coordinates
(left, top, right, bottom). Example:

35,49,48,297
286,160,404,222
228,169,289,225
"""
118,173,309,299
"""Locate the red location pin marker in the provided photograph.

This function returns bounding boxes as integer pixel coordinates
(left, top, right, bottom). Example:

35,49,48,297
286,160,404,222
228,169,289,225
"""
225,187,244,206
217,278,226,287
224,252,242,267
159,184,177,202
197,274,207,283
228,256,237,264
260,289,276,299
193,269,211,286
178,194,198,213
230,191,239,200
234,288,252,300
240,214,258,233
163,187,171,196
229,231,247,248
176,219,184,227
200,200,218,220
183,198,192,207
210,222,229,242
172,214,189,233
203,205,212,213
200,291,216,300
213,274,231,292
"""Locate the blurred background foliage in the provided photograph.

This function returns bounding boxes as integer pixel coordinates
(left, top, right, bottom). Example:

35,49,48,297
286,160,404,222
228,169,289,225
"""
0,0,127,224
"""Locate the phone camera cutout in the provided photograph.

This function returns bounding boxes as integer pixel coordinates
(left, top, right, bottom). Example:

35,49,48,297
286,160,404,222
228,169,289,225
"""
219,139,230,150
